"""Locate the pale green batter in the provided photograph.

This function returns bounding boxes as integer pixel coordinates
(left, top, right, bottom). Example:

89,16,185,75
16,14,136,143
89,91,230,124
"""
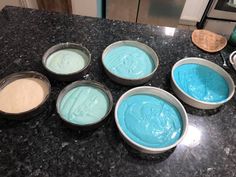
46,49,88,74
59,86,109,125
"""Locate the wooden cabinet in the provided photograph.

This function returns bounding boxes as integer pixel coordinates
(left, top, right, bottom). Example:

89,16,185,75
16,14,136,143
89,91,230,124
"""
37,0,72,14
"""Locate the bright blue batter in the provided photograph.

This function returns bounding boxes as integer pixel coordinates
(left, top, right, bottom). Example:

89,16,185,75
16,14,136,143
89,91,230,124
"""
104,46,155,79
173,63,229,102
117,94,183,148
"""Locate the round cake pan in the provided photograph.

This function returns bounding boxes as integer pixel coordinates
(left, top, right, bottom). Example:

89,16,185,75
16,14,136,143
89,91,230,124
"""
42,42,91,82
229,51,236,71
171,57,235,109
56,80,113,130
0,71,51,120
102,40,159,86
115,86,188,154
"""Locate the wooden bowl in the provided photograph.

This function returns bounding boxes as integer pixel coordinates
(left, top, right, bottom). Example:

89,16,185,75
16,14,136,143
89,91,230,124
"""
192,29,227,53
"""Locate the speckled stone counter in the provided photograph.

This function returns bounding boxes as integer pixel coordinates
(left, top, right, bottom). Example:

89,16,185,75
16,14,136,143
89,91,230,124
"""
0,6,236,177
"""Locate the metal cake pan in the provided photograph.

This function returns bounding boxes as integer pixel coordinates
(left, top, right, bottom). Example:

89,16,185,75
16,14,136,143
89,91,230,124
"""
56,80,113,130
0,71,51,120
42,42,91,82
114,86,188,154
102,40,159,86
171,57,235,109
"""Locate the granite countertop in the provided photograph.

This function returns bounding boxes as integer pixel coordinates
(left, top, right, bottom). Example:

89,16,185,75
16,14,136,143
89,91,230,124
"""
0,6,236,177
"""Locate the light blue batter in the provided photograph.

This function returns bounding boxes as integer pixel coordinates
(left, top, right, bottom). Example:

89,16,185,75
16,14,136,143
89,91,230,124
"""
118,94,183,148
173,63,229,102
104,46,155,79
59,86,109,125
46,49,88,74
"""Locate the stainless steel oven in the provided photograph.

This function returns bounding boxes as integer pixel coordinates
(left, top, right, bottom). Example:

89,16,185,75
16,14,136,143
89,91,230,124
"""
198,0,236,37
208,0,236,20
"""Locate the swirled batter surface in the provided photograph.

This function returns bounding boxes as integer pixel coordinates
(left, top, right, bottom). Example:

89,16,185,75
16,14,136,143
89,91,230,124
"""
117,94,183,148
60,86,109,125
104,46,154,79
46,49,88,74
173,63,229,102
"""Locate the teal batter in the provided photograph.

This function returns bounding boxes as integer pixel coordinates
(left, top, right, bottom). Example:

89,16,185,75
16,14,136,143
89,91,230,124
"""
46,49,88,74
174,63,229,102
104,46,154,79
118,94,183,148
59,86,109,125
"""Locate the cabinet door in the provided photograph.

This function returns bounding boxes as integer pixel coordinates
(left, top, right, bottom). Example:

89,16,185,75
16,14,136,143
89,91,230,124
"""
37,0,72,14
106,0,139,22
137,0,186,27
